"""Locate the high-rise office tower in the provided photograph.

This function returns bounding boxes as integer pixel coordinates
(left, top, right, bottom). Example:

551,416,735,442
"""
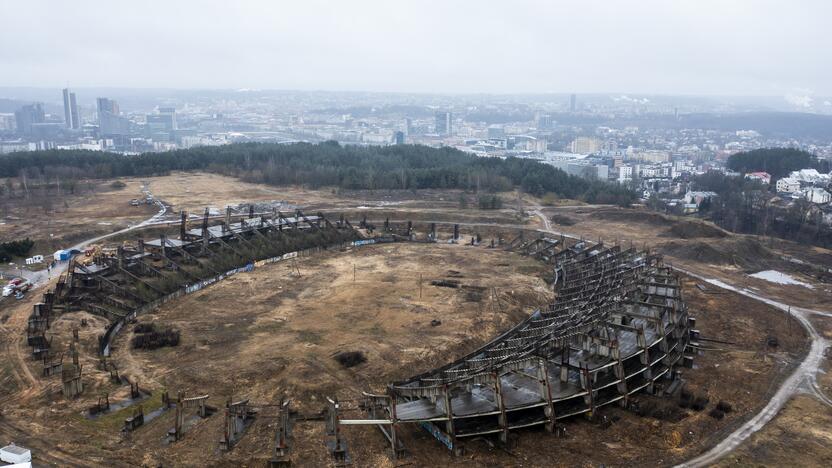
97,97,119,116
537,114,552,129
435,111,452,135
394,131,405,145
570,94,577,112
147,107,177,134
14,103,45,136
97,97,129,136
158,107,177,130
62,88,80,129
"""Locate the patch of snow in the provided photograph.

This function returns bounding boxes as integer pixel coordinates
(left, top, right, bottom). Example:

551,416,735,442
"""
749,270,814,289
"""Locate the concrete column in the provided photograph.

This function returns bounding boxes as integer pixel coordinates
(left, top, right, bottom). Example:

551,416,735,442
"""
538,358,557,432
493,372,508,444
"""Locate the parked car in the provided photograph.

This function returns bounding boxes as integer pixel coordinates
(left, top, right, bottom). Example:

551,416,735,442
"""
3,279,30,297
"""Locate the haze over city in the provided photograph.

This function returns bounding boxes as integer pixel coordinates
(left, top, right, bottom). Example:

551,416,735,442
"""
1,2,832,467
2,0,831,96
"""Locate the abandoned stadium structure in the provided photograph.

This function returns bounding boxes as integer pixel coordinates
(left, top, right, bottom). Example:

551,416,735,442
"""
23,206,694,465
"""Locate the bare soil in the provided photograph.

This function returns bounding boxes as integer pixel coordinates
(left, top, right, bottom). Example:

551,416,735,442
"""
103,242,551,466
0,179,155,254
714,395,832,467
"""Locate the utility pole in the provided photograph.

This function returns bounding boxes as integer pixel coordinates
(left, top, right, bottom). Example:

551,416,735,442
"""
353,263,356,282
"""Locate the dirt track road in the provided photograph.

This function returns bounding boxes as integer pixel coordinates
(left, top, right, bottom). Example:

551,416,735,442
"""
674,273,831,468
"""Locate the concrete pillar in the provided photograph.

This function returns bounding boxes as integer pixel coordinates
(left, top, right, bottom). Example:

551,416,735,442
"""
493,373,508,444
202,208,210,249
442,386,459,455
160,234,167,258
180,210,187,239
538,358,557,432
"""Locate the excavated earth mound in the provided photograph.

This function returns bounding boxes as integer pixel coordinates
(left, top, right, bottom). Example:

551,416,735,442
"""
659,237,775,270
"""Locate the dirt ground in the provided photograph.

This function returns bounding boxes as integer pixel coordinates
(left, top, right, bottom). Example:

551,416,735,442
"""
110,242,551,466
714,395,832,467
0,178,156,254
137,171,523,217
117,242,552,398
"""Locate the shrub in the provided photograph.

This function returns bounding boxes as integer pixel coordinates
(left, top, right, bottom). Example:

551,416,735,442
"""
716,400,733,413
0,238,35,262
691,396,709,411
334,351,366,368
131,326,180,350
708,408,725,420
133,323,156,334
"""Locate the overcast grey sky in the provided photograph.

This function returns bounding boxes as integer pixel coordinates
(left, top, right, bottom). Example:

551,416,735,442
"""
1,0,829,96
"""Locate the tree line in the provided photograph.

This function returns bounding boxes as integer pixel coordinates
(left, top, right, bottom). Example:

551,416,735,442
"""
726,148,830,179
0,238,34,262
0,142,636,205
692,170,832,248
